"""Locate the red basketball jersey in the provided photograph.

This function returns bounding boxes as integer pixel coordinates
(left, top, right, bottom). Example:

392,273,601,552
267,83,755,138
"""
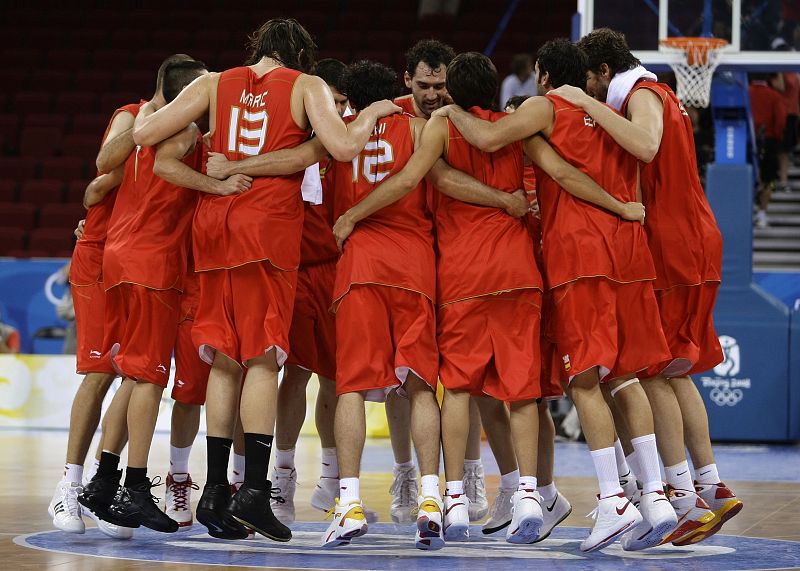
394,95,418,117
194,67,311,272
330,113,435,304
300,158,339,265
103,131,203,291
439,107,542,305
535,95,655,289
623,82,723,289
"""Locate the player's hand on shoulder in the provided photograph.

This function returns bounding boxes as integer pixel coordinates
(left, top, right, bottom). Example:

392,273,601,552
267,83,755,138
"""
215,174,252,196
431,104,462,119
367,99,402,119
332,213,356,252
619,201,646,225
74,219,85,239
206,152,232,180
549,85,589,107
504,189,530,218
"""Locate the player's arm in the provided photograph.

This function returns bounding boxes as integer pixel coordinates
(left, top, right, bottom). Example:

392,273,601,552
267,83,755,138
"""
302,75,401,161
432,97,553,152
96,110,136,174
332,117,445,249
153,125,251,196
549,85,664,163
426,160,528,217
83,169,125,209
524,135,645,223
206,138,329,180
133,73,214,147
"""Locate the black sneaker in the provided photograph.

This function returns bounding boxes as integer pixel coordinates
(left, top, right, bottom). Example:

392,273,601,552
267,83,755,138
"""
107,477,178,533
229,482,292,542
196,483,249,540
78,470,131,526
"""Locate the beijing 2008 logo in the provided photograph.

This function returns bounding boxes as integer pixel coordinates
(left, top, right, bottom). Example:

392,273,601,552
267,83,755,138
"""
700,335,749,407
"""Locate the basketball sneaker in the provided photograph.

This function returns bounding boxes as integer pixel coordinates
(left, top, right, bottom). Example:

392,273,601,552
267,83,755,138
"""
310,476,379,523
389,464,418,524
661,486,716,545
673,482,743,546
482,487,515,534
321,500,368,548
580,493,642,553
108,477,178,533
464,462,489,521
78,470,123,524
506,490,543,544
443,493,470,541
415,496,445,550
164,473,198,529
83,504,135,539
198,482,249,540
620,489,678,550
49,480,85,534
533,490,572,543
619,472,639,502
271,467,297,525
229,482,292,542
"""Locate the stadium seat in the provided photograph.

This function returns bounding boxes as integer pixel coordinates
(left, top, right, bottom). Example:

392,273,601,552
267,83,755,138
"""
100,92,141,115
31,70,73,91
323,30,359,51
20,180,66,206
39,157,87,181
67,180,90,204
15,92,52,115
20,128,64,158
0,157,38,181
28,228,74,256
92,49,130,70
55,92,98,115
62,134,100,163
0,202,37,230
3,48,43,68
24,113,69,132
72,114,111,138
0,229,27,256
0,181,17,202
46,49,92,71
39,203,86,229
75,70,115,91
0,114,21,153
69,30,109,50
116,70,153,93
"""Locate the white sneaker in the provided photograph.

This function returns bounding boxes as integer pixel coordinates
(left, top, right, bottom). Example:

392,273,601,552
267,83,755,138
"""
621,489,678,551
533,490,572,543
464,462,488,521
415,496,445,550
49,480,85,534
83,504,135,539
482,487,515,534
271,467,297,525
164,473,198,529
389,464,418,524
310,476,379,523
580,493,642,553
321,500,368,548
619,473,638,501
443,493,470,541
506,490,543,544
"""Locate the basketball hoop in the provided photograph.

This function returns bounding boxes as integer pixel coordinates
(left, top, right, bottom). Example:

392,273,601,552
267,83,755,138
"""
660,37,728,108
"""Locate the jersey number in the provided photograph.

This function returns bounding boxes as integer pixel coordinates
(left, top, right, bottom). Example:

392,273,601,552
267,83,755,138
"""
352,140,394,184
228,106,268,156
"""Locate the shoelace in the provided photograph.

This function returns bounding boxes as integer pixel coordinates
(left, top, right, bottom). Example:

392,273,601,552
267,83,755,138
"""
488,489,514,520
146,476,164,504
464,466,485,503
271,486,286,504
63,483,82,516
389,467,417,508
169,478,199,511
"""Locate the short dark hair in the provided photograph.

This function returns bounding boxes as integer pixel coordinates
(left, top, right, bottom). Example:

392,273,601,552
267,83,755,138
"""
511,53,533,76
577,28,640,76
313,58,347,93
536,39,588,90
341,60,398,111
446,52,498,110
505,95,530,110
405,39,455,76
163,60,208,103
156,54,194,93
246,18,317,72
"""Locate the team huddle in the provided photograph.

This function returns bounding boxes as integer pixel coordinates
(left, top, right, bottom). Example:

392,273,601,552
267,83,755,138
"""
48,18,744,554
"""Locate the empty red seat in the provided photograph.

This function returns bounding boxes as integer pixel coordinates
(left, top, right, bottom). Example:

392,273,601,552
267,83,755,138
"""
70,30,109,50
39,203,86,229
0,181,17,202
31,70,73,90
116,70,153,93
67,179,91,204
20,128,64,157
28,228,74,256
20,180,65,205
74,70,115,90
55,92,97,114
100,92,140,115
72,114,111,138
24,113,68,131
0,202,37,230
15,92,52,115
0,157,38,181
3,48,42,68
39,157,87,181
62,134,100,163
0,114,21,152
0,228,27,256
46,49,91,71
323,30,359,51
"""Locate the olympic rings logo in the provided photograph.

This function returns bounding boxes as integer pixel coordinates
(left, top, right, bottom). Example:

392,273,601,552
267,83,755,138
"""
710,387,744,407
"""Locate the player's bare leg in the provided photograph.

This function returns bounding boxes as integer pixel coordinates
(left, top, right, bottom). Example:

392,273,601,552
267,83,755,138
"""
316,377,337,449
533,401,572,542
65,373,116,466
463,397,488,520
386,389,417,523
276,365,313,452
166,401,201,528
506,398,543,543
441,387,470,539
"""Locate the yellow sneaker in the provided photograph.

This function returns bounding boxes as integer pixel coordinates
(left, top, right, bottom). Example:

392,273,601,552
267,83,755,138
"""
321,499,368,548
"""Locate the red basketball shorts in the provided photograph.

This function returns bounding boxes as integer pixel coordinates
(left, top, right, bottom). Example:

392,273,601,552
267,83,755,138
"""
171,314,210,405
72,280,115,375
540,292,566,400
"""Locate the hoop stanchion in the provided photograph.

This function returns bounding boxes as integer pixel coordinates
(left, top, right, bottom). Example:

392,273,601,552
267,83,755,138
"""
660,37,728,108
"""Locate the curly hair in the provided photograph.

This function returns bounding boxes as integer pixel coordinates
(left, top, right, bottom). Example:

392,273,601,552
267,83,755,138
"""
577,28,640,76
405,39,455,76
445,52,497,110
246,18,317,73
341,60,398,111
536,39,588,90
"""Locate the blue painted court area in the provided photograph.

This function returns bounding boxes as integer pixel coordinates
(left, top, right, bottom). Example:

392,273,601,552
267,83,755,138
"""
17,523,800,570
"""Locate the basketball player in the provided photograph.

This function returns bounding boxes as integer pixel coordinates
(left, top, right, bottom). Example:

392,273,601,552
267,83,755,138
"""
551,27,742,544
133,19,400,541
433,40,677,551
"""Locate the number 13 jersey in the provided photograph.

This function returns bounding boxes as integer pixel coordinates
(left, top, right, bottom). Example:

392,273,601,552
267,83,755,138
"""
194,66,311,272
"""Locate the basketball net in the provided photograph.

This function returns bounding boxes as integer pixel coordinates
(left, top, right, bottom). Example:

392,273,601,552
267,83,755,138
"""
660,37,728,108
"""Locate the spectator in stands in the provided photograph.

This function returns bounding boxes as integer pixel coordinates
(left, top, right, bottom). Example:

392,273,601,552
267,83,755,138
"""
750,73,788,228
770,38,800,192
0,309,21,354
499,54,537,111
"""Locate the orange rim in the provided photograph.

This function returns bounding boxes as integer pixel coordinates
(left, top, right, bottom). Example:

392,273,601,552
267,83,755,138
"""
660,37,728,65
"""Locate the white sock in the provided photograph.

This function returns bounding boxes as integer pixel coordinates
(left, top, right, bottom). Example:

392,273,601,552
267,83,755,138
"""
613,439,630,478
231,453,245,484
339,477,360,504
665,460,694,491
169,445,192,476
590,447,624,498
500,469,520,491
321,447,338,478
275,447,295,470
394,460,415,472
64,463,83,484
626,451,640,482
518,475,538,492
695,463,720,485
85,458,100,482
538,482,557,503
445,479,464,496
464,458,481,468
421,474,440,498
631,434,663,494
